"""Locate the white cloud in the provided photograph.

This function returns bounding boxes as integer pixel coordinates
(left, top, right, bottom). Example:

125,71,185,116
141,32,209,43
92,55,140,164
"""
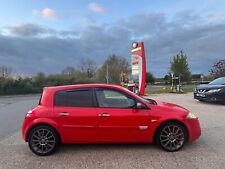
88,2,105,13
208,13,225,23
32,8,57,19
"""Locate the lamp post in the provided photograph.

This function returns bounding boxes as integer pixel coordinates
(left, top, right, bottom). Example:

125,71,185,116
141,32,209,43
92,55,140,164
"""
201,74,204,83
171,72,174,89
106,64,109,84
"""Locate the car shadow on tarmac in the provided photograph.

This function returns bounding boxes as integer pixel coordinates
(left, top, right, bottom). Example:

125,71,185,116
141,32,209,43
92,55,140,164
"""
56,141,200,155
195,100,225,106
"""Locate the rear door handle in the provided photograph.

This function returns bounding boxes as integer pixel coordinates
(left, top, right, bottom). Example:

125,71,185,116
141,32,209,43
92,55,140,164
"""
98,113,110,117
59,112,70,116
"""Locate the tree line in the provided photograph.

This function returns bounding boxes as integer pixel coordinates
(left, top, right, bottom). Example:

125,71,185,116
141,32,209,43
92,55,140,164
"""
0,55,133,95
0,52,224,95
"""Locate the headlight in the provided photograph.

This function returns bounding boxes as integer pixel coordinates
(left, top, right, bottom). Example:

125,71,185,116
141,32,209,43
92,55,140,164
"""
207,89,222,93
186,112,198,119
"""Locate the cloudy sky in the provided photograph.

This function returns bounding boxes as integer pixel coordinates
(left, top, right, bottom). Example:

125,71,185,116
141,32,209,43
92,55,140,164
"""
0,0,225,77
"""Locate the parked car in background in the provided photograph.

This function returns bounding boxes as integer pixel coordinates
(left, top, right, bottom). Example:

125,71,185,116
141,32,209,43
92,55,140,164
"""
194,77,225,104
22,84,201,156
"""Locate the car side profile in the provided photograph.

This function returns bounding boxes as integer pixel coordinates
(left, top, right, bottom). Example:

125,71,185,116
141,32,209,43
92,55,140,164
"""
22,84,201,156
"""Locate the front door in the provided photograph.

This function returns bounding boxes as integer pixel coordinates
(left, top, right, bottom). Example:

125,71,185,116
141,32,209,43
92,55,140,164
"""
54,88,97,143
95,88,151,143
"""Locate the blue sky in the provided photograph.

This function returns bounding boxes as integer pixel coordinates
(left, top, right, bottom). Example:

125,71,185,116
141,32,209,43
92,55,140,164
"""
0,0,225,77
1,0,224,29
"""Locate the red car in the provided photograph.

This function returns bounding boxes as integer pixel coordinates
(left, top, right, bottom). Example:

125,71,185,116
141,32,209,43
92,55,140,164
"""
22,84,201,156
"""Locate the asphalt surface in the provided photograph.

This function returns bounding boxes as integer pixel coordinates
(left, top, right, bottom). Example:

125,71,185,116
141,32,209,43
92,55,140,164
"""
0,94,39,139
0,93,225,169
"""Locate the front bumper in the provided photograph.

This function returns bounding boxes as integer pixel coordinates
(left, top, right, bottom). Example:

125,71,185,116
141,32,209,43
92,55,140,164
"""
184,119,201,142
194,92,225,102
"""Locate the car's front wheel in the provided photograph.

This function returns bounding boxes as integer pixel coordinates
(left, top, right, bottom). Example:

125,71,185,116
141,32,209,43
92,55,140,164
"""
28,125,60,156
157,122,187,152
198,100,204,102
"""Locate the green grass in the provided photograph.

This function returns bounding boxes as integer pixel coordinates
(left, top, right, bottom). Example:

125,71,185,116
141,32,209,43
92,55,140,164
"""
146,86,195,94
182,87,195,93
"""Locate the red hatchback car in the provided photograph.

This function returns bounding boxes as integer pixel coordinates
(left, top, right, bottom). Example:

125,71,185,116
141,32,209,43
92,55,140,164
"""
22,84,201,156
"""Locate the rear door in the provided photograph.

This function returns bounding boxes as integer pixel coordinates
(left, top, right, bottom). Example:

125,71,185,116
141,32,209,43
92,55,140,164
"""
53,88,98,143
95,88,151,143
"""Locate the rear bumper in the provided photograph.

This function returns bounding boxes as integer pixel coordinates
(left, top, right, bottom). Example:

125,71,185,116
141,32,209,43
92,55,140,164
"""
22,117,33,142
184,119,201,142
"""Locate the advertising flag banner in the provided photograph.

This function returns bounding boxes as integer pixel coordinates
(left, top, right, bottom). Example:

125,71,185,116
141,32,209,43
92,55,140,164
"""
131,42,146,95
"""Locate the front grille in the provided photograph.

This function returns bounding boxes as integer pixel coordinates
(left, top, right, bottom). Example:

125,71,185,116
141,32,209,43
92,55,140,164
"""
197,89,209,93
197,89,205,93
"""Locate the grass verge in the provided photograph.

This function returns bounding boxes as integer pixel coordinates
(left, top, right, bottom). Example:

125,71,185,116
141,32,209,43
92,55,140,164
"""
146,86,195,94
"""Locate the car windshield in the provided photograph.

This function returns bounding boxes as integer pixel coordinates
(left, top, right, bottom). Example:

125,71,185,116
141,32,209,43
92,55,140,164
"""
139,96,157,105
122,87,157,105
209,77,225,85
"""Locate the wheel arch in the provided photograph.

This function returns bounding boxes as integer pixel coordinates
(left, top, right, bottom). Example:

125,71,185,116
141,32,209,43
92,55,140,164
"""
25,122,61,143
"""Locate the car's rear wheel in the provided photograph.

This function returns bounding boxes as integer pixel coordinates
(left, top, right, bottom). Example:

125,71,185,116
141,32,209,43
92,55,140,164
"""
28,125,60,156
157,122,187,152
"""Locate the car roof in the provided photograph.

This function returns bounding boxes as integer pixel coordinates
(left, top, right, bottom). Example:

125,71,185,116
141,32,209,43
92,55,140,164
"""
44,84,122,92
40,83,148,107
40,84,126,106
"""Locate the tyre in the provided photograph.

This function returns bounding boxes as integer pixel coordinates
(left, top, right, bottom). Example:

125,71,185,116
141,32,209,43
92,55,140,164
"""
223,100,225,105
156,122,187,152
28,125,60,156
198,99,205,102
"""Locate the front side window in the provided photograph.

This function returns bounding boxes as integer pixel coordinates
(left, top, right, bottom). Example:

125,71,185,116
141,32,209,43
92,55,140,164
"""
54,89,93,107
96,88,135,108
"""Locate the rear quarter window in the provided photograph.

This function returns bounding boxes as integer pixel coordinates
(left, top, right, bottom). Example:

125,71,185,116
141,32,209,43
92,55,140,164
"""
54,91,67,106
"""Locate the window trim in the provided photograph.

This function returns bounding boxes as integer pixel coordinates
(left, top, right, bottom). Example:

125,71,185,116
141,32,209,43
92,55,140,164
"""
54,88,96,108
94,87,148,109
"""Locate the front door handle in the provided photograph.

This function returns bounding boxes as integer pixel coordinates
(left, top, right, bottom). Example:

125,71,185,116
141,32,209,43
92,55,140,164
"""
59,112,70,116
98,113,110,117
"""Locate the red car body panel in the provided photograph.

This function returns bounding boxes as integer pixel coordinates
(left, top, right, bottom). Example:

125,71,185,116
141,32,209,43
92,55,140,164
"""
96,107,151,143
54,106,98,143
22,84,201,145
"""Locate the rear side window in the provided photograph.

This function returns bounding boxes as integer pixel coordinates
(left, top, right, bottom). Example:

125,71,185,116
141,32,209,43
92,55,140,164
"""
54,89,93,107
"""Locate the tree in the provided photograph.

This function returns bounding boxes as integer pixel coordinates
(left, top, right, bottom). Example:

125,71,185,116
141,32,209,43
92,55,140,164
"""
0,66,12,78
79,59,98,78
146,72,155,84
164,74,171,84
170,50,191,82
33,72,46,89
98,55,130,84
210,60,225,78
61,66,76,75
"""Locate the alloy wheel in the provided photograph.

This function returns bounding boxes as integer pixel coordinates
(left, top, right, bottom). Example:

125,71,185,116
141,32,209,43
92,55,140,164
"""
29,126,58,155
159,123,186,151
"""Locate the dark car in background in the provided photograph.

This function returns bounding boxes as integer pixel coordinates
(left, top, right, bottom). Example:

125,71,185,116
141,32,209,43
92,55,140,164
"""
194,77,225,104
